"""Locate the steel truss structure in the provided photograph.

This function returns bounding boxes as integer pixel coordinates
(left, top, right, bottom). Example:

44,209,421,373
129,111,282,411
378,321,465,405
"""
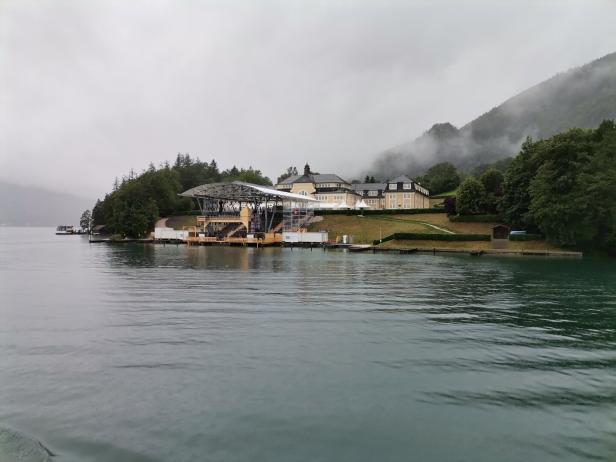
180,181,317,234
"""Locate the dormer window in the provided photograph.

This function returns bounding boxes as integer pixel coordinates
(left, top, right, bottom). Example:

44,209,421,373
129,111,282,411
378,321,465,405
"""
388,183,397,189
403,183,412,190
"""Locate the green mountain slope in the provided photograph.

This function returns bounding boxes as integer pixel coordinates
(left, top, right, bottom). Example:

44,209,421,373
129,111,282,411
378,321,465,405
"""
371,52,616,178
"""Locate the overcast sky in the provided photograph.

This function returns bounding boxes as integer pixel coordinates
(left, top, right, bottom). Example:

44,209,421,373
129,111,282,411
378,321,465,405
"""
2,0,616,199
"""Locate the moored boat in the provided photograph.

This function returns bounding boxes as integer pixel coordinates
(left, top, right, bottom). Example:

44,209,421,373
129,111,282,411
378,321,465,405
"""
55,225,76,235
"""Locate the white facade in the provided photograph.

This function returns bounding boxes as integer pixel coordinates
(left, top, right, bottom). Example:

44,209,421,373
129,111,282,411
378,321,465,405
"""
282,231,329,243
154,227,189,241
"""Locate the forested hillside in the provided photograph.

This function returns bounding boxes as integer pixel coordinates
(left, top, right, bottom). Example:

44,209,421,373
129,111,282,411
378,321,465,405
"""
92,154,271,237
371,52,616,178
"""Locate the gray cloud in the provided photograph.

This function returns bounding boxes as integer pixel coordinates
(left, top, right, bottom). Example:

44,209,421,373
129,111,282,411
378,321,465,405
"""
1,0,616,197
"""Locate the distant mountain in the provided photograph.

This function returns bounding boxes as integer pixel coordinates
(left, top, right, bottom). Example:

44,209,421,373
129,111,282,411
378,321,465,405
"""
0,182,93,226
371,51,616,178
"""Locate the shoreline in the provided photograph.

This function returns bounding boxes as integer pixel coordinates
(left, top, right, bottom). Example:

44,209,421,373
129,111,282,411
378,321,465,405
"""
88,237,584,257
364,246,583,257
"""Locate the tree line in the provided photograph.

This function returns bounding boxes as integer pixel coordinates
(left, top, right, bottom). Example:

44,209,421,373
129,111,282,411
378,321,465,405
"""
451,120,616,253
90,121,616,252
91,154,271,237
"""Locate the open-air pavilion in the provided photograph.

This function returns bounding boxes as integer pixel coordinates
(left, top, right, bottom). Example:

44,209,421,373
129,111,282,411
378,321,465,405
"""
179,181,318,245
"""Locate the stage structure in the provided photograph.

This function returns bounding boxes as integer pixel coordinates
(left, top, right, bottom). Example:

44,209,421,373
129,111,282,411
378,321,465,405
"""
179,181,317,245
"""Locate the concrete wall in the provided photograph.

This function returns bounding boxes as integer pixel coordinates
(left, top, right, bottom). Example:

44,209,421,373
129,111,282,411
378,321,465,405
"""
283,231,328,243
290,182,316,196
314,192,359,207
154,228,189,241
385,191,430,209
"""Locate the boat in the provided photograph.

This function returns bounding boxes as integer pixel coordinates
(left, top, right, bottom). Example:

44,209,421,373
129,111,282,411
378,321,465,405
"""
55,225,76,235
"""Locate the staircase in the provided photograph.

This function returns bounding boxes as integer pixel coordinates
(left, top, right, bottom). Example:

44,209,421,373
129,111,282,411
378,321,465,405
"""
226,223,246,237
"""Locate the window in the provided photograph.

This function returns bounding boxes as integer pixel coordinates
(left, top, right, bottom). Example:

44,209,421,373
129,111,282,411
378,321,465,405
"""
299,191,308,196
389,183,397,190
368,190,378,196
403,183,412,190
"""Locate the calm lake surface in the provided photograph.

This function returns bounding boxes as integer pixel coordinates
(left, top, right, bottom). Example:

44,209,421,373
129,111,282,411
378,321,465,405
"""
1,227,615,462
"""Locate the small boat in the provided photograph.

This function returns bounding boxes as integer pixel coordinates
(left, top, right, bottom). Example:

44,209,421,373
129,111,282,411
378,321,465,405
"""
348,244,374,252
56,225,76,235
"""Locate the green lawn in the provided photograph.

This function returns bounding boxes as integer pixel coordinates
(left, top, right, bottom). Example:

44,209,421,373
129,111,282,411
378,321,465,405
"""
309,214,447,243
430,188,458,199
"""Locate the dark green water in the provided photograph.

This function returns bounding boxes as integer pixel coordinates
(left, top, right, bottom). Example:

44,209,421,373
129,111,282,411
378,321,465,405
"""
1,227,615,462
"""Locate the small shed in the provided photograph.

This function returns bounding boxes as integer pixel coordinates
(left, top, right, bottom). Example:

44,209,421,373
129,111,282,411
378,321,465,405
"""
92,224,108,235
492,225,510,240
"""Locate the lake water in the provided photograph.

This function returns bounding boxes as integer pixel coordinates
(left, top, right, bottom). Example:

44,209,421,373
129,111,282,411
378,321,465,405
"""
1,227,615,462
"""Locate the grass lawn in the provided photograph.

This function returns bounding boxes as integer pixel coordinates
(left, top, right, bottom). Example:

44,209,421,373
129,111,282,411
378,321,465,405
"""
379,239,493,250
310,213,500,242
310,213,563,250
396,213,501,235
431,188,458,198
309,215,439,243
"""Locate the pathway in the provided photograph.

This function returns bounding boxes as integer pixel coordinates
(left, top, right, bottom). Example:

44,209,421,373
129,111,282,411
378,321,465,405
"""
362,215,455,234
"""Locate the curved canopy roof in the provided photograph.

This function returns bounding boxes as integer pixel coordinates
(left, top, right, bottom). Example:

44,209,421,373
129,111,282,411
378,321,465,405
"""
180,181,317,202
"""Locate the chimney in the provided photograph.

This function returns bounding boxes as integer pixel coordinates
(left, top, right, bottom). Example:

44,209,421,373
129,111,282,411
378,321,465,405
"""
304,164,311,176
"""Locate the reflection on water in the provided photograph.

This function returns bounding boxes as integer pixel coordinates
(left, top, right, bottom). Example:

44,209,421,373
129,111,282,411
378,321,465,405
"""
1,227,616,462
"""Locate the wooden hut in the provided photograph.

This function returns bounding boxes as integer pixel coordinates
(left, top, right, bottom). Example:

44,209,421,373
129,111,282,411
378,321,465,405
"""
492,225,510,240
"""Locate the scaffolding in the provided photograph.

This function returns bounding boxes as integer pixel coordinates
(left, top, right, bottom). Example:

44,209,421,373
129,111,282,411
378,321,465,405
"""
180,181,317,235
282,206,314,232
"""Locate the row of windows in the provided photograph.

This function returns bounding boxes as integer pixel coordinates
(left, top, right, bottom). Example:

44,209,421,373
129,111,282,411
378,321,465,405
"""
388,183,414,190
359,188,429,196
315,183,342,188
315,194,347,201
386,193,416,199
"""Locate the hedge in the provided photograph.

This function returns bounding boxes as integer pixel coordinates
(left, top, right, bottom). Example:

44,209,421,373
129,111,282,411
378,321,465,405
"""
509,233,544,241
374,232,491,245
316,208,446,216
448,214,501,222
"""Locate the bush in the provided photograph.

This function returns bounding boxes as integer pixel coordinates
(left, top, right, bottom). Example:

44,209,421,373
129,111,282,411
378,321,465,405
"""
480,169,504,195
416,162,461,195
443,197,456,215
509,233,544,241
449,214,500,222
456,178,486,215
374,232,491,245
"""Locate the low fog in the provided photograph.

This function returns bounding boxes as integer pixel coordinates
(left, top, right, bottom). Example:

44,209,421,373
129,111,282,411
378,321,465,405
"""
2,0,616,197
369,50,616,179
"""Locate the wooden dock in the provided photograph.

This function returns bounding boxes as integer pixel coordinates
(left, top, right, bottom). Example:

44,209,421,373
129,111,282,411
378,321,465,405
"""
89,238,154,244
184,232,282,247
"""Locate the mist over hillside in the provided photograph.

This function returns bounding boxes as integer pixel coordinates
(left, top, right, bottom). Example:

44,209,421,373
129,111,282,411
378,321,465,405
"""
370,51,616,179
0,182,93,226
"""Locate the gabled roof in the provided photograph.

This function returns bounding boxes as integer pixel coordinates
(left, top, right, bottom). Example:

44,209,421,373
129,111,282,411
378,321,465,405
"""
388,175,414,183
351,183,387,191
313,174,348,183
277,173,348,185
278,174,302,185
